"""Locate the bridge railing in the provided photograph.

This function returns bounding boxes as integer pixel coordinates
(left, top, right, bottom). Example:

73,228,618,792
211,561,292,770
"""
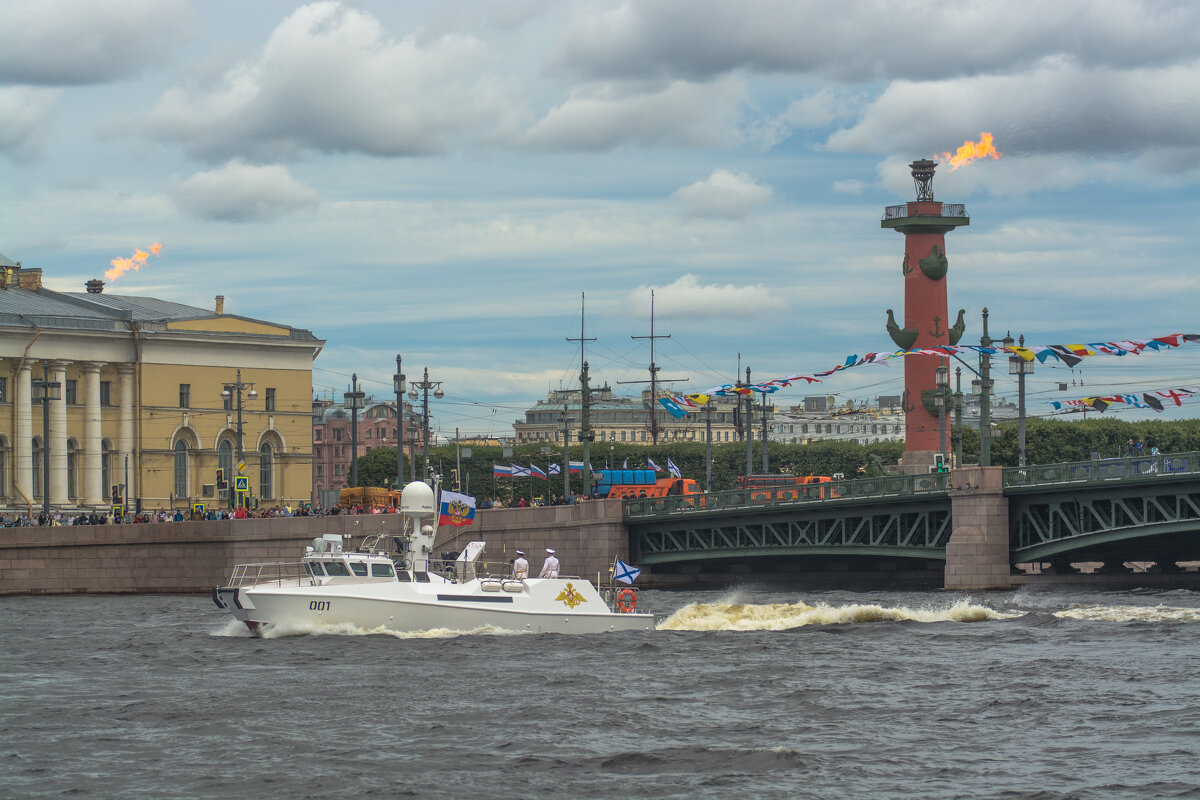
1002,451,1198,489
623,472,950,519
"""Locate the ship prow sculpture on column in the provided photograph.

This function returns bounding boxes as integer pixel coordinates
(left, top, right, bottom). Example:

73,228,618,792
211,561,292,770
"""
882,159,969,471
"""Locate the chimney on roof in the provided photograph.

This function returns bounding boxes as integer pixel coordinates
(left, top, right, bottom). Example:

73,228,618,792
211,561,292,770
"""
86,279,104,294
215,295,225,315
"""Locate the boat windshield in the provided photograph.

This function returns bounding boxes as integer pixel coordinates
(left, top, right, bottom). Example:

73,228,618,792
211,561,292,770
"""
324,562,351,577
371,563,395,578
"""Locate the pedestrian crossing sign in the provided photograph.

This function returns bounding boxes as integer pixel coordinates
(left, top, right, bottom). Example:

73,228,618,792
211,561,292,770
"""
234,476,249,492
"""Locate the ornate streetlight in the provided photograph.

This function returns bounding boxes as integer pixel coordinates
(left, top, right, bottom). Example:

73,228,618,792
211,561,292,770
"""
31,360,61,520
407,367,443,482
935,362,949,464
221,369,258,464
1008,334,1035,468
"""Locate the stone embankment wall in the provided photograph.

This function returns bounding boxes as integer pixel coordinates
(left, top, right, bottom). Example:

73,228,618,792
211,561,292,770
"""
0,501,630,595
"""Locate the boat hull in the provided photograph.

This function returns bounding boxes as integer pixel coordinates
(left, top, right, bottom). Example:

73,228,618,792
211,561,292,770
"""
215,577,655,635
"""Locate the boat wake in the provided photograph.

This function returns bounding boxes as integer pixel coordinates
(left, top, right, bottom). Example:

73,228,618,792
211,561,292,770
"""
1052,604,1200,623
657,598,1018,631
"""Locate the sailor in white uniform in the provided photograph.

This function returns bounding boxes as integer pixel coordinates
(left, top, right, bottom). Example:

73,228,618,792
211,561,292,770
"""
512,550,529,580
539,548,560,578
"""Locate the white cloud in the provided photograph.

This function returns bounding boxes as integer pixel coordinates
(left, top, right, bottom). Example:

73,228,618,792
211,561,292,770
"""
631,274,788,320
174,160,318,222
0,86,60,158
832,179,864,195
512,78,745,151
549,0,1199,82
0,0,189,85
672,169,773,218
136,2,509,162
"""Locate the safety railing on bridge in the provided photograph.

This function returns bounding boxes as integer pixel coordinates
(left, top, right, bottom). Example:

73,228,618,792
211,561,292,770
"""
1002,451,1198,489
623,472,951,519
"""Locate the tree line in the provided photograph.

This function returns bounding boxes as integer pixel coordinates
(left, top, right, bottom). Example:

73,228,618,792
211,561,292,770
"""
349,417,1200,501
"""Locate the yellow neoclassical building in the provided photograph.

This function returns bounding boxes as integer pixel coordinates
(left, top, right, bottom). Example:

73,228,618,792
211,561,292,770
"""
0,262,323,514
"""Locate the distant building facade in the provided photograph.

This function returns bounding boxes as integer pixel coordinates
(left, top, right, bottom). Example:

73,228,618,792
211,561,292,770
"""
770,396,906,445
312,399,416,503
0,261,322,513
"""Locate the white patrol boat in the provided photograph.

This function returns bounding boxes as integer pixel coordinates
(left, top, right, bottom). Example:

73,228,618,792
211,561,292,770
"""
212,481,655,636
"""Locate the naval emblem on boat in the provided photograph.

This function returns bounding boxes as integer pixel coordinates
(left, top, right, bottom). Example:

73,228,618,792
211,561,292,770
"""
556,582,586,609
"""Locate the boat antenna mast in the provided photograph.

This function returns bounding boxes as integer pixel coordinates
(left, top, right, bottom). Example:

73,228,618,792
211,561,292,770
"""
619,289,685,445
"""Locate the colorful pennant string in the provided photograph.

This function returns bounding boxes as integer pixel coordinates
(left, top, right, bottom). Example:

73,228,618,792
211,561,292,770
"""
658,333,1199,417
1047,387,1198,413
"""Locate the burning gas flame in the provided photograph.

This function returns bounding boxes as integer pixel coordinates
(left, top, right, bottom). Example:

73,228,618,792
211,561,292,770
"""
105,242,162,282
935,132,1002,170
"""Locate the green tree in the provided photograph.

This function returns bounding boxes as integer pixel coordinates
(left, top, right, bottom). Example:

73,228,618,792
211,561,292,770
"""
354,447,398,488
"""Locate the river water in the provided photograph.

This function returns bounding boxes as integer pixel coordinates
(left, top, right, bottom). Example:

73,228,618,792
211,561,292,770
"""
2,587,1197,800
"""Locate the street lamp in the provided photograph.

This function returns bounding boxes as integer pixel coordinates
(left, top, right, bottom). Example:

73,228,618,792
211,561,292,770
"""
953,367,963,468
393,356,406,490
407,367,443,482
31,360,61,520
935,362,949,462
344,374,365,487
1009,334,1035,468
221,371,258,509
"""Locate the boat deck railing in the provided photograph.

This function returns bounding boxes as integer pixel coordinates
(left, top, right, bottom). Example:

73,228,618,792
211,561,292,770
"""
227,561,308,588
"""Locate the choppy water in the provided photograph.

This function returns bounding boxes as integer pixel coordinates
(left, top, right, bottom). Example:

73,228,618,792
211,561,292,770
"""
3,587,1198,800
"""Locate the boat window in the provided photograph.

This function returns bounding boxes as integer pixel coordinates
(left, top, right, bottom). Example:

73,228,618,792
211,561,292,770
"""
371,563,395,578
350,563,368,577
395,570,411,582
324,562,351,577
413,571,429,582
307,562,325,576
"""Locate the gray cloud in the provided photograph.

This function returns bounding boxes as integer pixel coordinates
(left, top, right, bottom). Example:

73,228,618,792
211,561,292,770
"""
174,161,318,222
548,0,1200,82
0,86,60,157
0,0,189,86
136,2,510,162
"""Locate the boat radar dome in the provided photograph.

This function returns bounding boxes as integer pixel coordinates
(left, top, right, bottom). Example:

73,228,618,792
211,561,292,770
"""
400,481,436,515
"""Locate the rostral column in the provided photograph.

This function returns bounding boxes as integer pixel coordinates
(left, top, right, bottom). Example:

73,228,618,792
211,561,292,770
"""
881,159,968,467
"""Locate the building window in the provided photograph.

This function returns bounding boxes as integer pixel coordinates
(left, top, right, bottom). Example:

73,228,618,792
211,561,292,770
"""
32,438,42,498
173,440,188,498
67,440,78,499
259,443,273,499
218,439,233,487
314,429,322,441
100,381,111,406
316,465,323,477
265,388,276,412
334,429,343,441
101,440,112,501
366,429,372,439
314,445,321,459
223,393,232,411
65,379,78,405
0,376,7,402
179,384,190,408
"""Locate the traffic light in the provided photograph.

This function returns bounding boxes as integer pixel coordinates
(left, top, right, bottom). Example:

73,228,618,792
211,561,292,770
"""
111,485,120,504
933,453,948,473
216,469,226,489
451,469,459,488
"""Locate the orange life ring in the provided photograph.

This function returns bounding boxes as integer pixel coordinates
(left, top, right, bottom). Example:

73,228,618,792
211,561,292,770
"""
616,588,637,613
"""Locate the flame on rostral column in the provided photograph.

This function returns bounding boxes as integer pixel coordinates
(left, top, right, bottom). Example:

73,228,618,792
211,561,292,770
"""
935,133,1002,169
105,242,163,282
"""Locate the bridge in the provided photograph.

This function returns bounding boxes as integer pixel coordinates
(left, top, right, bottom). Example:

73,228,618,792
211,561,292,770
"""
622,451,1200,589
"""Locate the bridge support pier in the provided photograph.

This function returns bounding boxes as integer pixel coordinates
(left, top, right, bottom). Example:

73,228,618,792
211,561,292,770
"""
945,466,1012,590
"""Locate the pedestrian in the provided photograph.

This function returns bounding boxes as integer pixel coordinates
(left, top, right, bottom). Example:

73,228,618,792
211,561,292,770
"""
512,550,529,580
539,548,560,578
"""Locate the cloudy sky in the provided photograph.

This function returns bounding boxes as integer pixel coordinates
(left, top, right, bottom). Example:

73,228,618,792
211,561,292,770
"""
2,0,1198,436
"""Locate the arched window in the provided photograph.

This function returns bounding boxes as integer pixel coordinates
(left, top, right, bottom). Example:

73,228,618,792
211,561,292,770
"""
218,439,234,482
259,442,273,499
67,439,78,500
173,440,189,498
32,437,43,499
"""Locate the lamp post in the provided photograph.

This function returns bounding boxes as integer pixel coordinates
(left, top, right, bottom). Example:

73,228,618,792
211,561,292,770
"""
953,367,963,469
979,308,993,467
31,360,61,520
407,367,443,482
1009,334,1034,468
393,356,406,489
220,371,258,465
344,374,365,487
935,362,949,462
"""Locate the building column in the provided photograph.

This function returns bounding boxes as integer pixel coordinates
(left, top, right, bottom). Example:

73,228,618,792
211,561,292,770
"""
117,366,135,504
49,360,69,505
82,363,103,507
14,364,32,503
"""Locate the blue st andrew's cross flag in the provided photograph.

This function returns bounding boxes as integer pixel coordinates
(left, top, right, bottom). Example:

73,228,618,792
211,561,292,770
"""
613,559,642,585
